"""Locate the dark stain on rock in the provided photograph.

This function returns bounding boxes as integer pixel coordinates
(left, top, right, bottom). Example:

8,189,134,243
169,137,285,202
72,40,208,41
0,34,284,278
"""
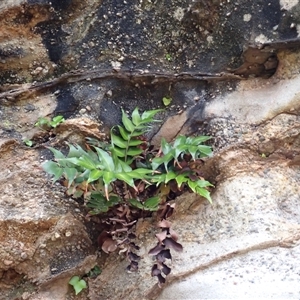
34,19,66,63
54,87,79,118
182,100,208,136
261,0,281,30
50,249,87,275
0,70,23,85
278,13,299,40
278,1,300,40
0,47,23,59
47,0,72,11
179,79,225,135
77,0,152,68
28,0,72,11
181,0,222,35
14,9,34,25
98,79,170,129
31,0,70,65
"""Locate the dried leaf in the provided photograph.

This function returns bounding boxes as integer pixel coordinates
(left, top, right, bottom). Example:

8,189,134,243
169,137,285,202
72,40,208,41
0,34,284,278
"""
158,202,175,219
158,184,170,198
128,233,136,239
148,244,165,256
102,238,118,253
156,249,172,262
137,181,146,193
109,217,127,225
151,264,161,276
158,219,172,228
157,204,168,219
155,231,167,244
97,231,111,248
111,227,128,234
157,274,166,284
125,220,137,227
115,204,130,218
164,237,183,252
128,251,140,262
169,179,180,193
169,228,179,241
130,242,140,250
160,249,172,259
117,238,129,246
188,174,198,181
126,261,138,272
164,204,175,219
169,203,176,209
161,263,171,275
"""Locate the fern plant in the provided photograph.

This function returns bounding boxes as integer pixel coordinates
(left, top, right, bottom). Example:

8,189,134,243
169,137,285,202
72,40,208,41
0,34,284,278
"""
43,108,212,210
42,107,213,281
43,108,162,207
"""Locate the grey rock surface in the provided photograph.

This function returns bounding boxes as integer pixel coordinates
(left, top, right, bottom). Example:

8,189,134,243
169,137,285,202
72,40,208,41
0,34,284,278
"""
86,158,300,300
157,165,300,299
158,245,300,299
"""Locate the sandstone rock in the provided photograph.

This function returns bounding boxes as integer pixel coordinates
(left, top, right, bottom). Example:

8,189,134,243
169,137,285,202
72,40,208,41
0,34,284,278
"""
158,164,300,299
1,0,300,299
0,139,97,299
158,244,300,299
54,117,107,143
85,152,300,299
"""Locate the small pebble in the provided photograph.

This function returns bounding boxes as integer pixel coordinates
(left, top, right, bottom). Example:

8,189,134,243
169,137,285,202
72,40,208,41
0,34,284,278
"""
65,231,72,237
4,260,13,266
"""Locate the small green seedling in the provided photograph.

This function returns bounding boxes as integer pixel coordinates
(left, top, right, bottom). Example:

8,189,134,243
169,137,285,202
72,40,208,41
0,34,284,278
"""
165,53,172,61
162,96,172,106
87,265,102,278
35,115,65,129
49,115,65,127
69,276,87,295
35,117,49,128
23,138,33,147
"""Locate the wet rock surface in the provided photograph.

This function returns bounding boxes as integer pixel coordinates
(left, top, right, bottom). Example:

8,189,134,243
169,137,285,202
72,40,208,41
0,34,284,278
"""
0,0,300,299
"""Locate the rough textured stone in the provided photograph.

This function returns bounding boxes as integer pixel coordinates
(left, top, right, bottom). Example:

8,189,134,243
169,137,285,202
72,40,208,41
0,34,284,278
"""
86,158,300,300
0,139,97,299
1,0,300,134
158,244,300,299
0,0,300,299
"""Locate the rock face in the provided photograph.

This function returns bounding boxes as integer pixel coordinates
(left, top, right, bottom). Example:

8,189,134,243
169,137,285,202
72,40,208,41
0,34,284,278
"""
0,139,97,299
157,158,300,299
0,0,300,299
87,151,300,300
